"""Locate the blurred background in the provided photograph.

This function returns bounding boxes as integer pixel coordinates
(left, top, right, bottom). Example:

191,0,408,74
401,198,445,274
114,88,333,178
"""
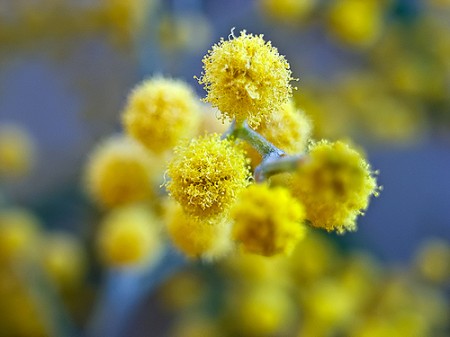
0,0,449,336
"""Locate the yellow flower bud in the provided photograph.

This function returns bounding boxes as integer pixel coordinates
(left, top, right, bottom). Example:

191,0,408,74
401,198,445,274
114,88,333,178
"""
198,30,295,128
232,183,306,256
100,0,154,45
414,239,450,284
0,124,35,178
0,270,48,336
327,0,384,47
41,232,87,289
302,280,357,330
288,231,339,283
292,140,378,233
166,204,233,260
259,0,317,24
221,252,290,286
123,77,201,154
228,284,295,336
0,208,41,264
84,135,157,208
166,134,250,219
97,205,162,267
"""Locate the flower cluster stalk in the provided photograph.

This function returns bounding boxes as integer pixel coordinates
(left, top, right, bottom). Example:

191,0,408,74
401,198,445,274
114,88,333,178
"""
227,120,308,182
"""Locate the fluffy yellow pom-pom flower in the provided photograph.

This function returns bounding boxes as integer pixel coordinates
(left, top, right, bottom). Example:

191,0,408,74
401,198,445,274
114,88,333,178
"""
166,204,233,260
0,124,35,178
232,183,306,256
166,134,250,219
84,135,156,208
292,140,378,233
97,205,161,267
198,30,295,128
123,77,201,154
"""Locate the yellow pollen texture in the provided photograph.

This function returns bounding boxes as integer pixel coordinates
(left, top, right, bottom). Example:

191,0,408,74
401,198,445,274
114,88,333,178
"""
198,30,295,128
166,134,250,219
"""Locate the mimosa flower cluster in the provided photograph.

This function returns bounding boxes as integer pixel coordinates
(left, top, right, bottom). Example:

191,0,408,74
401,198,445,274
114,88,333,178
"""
84,29,379,263
164,30,379,258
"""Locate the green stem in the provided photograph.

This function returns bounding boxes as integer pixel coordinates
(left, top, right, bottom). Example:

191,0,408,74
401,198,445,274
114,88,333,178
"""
232,121,285,160
221,119,236,140
223,119,309,182
254,154,308,182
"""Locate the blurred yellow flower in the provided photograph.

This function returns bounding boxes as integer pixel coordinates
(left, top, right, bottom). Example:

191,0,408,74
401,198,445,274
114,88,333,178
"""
327,0,385,47
301,280,357,331
100,0,153,44
232,183,306,256
0,208,41,265
259,0,317,23
97,205,162,267
289,231,339,284
220,252,290,286
166,204,233,260
41,232,87,289
123,77,201,154
414,238,450,284
84,135,156,208
0,124,35,178
229,284,294,336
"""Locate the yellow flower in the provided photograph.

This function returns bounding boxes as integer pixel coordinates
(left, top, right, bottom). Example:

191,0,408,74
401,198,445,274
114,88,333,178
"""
198,30,295,128
246,99,312,167
327,0,384,47
41,232,86,289
301,280,357,330
288,231,339,284
166,204,233,260
166,134,250,219
232,183,306,256
0,124,35,178
123,77,201,154
97,205,162,267
0,270,48,336
292,140,378,233
259,0,317,23
84,135,156,208
228,284,295,336
414,239,450,284
221,251,290,286
100,0,154,45
295,88,351,140
0,208,41,264
158,13,212,53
